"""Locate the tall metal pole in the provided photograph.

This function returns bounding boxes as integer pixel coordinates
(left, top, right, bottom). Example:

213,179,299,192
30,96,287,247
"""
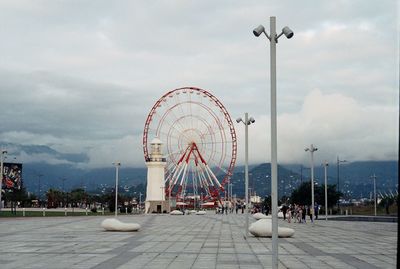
114,162,120,218
0,150,7,211
160,186,165,213
139,192,142,214
336,157,347,210
305,144,317,223
336,156,340,192
311,147,315,222
37,174,43,205
253,18,293,269
244,112,249,238
269,16,279,269
371,174,377,216
323,161,328,221
169,180,171,213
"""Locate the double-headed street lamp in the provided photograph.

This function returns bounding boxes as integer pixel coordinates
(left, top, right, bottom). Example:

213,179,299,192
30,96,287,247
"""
253,17,293,269
236,113,255,238
113,162,121,218
305,144,318,222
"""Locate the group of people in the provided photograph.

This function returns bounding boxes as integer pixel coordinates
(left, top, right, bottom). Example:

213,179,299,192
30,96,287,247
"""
216,201,248,214
214,200,321,224
280,203,320,223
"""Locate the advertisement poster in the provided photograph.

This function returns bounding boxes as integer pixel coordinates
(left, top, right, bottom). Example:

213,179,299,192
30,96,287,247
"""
2,163,23,190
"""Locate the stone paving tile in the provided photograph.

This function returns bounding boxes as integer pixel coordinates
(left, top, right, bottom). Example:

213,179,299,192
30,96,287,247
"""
0,213,397,268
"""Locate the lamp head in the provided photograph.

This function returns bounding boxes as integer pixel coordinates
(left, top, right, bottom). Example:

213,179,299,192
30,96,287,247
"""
305,148,309,152
253,25,265,37
282,26,294,38
236,117,243,123
248,117,255,124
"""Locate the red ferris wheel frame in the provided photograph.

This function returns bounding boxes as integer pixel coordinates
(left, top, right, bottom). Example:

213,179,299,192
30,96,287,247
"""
143,86,237,200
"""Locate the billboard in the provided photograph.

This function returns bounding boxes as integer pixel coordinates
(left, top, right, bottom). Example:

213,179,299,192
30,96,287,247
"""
2,163,23,190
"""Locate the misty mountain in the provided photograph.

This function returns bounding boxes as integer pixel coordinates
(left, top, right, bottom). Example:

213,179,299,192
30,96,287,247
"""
16,160,397,201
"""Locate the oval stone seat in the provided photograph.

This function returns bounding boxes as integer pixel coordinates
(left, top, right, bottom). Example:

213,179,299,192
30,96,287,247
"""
249,219,295,238
170,210,184,215
195,210,206,215
101,218,141,232
253,213,271,220
189,210,197,214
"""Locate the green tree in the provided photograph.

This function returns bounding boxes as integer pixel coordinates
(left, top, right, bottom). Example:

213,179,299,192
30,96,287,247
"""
290,182,341,208
70,188,87,207
379,195,397,214
46,188,63,208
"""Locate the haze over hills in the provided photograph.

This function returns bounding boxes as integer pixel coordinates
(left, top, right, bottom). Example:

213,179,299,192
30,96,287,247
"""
18,160,398,200
2,142,397,199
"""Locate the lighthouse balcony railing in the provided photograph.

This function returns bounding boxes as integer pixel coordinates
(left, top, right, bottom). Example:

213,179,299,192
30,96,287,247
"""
146,157,166,162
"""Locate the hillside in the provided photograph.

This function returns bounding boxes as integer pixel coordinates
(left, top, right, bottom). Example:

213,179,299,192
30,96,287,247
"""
17,160,398,199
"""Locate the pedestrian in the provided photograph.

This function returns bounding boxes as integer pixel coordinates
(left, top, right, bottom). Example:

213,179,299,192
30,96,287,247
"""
301,205,306,223
287,207,292,223
308,205,313,223
314,203,319,220
282,204,287,220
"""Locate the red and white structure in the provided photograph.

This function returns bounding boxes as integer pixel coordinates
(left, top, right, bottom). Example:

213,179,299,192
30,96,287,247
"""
143,87,237,208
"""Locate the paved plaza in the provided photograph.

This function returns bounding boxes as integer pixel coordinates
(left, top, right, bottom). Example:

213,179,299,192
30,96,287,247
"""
0,213,397,269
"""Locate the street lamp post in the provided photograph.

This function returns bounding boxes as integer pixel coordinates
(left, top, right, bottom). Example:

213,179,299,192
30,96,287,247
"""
305,144,318,222
113,162,121,218
371,174,377,216
139,192,143,213
236,113,255,238
37,173,43,206
336,157,347,210
323,161,329,221
253,17,294,268
0,150,7,211
253,17,293,269
336,156,347,193
160,186,165,213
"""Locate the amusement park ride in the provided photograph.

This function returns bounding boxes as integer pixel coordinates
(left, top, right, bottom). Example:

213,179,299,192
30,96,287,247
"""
143,87,237,213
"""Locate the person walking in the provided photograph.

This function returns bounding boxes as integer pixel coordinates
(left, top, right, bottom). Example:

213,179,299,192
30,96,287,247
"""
282,204,288,220
287,206,292,223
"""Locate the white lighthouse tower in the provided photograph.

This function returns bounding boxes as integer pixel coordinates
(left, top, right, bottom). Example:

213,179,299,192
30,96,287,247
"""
145,138,167,214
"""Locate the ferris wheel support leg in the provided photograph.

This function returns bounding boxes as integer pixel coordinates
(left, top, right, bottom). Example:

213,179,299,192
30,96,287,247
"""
205,164,222,188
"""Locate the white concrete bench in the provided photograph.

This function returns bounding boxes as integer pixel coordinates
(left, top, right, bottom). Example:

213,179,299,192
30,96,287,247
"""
249,219,295,238
101,218,141,232
253,213,271,220
170,210,184,215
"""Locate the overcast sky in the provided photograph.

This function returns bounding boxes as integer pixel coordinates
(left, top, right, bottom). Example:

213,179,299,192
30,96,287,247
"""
0,0,398,169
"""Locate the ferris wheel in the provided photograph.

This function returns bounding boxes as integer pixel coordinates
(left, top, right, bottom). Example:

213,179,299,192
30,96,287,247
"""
143,87,237,202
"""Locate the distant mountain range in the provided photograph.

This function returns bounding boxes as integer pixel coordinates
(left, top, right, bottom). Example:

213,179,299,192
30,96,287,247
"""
16,160,398,200
2,141,397,199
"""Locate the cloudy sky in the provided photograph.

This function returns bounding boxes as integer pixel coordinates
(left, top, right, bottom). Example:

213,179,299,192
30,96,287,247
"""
0,0,398,169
